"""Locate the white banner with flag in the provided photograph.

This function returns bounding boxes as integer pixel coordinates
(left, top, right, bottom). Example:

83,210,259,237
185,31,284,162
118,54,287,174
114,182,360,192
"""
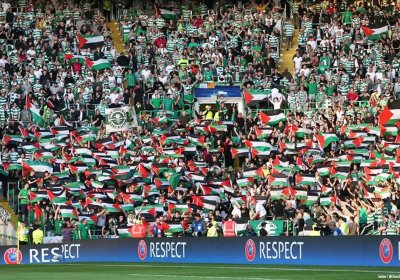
105,106,131,133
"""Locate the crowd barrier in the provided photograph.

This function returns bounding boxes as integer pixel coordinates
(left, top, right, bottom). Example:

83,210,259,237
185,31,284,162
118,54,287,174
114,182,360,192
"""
0,236,399,266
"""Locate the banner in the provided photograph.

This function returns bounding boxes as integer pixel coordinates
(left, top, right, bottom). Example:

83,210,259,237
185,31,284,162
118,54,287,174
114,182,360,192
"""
43,236,63,244
0,236,399,266
105,106,130,133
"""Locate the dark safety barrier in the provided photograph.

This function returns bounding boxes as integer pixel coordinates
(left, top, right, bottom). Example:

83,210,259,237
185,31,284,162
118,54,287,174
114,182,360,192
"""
1,236,399,266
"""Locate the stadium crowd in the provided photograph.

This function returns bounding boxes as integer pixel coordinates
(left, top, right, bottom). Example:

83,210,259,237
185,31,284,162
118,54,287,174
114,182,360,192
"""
2,0,400,244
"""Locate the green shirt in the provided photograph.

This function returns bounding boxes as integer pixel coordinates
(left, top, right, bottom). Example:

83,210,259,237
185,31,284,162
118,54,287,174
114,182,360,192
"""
163,98,173,111
126,73,136,87
19,189,29,205
151,98,162,110
78,223,90,239
308,83,317,95
55,219,63,235
342,11,353,24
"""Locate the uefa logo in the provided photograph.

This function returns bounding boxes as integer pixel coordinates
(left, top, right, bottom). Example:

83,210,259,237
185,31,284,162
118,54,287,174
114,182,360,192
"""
379,238,393,264
138,240,147,260
3,248,22,265
245,239,256,262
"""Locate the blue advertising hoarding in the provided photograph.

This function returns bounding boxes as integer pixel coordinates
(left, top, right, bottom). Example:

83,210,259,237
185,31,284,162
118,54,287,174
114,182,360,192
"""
0,237,399,267
194,86,242,98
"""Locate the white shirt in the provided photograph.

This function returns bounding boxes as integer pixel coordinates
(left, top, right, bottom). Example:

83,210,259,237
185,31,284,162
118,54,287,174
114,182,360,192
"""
109,92,120,104
165,65,175,75
141,69,151,80
256,203,267,217
293,56,302,69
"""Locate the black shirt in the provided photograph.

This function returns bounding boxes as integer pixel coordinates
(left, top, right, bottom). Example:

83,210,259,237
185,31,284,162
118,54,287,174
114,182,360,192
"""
93,114,104,127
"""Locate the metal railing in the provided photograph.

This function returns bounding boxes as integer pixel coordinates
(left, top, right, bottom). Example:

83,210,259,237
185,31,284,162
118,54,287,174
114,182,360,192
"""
0,204,10,225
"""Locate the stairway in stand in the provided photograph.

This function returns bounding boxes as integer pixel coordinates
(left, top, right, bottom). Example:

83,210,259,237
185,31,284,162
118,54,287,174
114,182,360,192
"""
0,201,18,245
107,20,126,55
279,29,299,74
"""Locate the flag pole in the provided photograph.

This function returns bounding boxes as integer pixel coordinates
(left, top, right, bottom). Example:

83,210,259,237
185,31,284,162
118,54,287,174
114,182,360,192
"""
16,221,20,265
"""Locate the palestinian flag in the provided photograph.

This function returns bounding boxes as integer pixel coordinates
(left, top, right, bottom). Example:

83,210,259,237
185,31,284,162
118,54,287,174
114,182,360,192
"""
76,34,104,49
3,135,23,145
230,196,247,205
155,6,178,20
3,162,22,172
243,90,269,105
117,228,132,238
187,135,205,146
26,142,42,154
331,167,349,180
33,204,43,220
22,161,53,176
381,126,398,137
60,206,79,219
114,170,136,184
361,23,388,41
260,111,286,126
121,193,143,204
236,178,254,188
319,197,337,207
321,185,333,195
251,146,271,158
231,148,249,158
365,126,381,137
26,95,44,127
168,204,190,213
67,164,88,174
102,203,121,213
296,128,312,138
165,222,184,233
64,181,85,192
301,195,318,206
85,58,111,71
255,127,273,139
135,205,158,217
168,172,182,189
317,167,330,177
316,133,340,148
379,100,400,126
269,188,284,200
295,174,316,185
242,167,263,179
235,222,248,236
268,174,288,186
46,190,67,204
120,204,134,212
78,214,98,225
29,191,48,203
64,53,86,64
